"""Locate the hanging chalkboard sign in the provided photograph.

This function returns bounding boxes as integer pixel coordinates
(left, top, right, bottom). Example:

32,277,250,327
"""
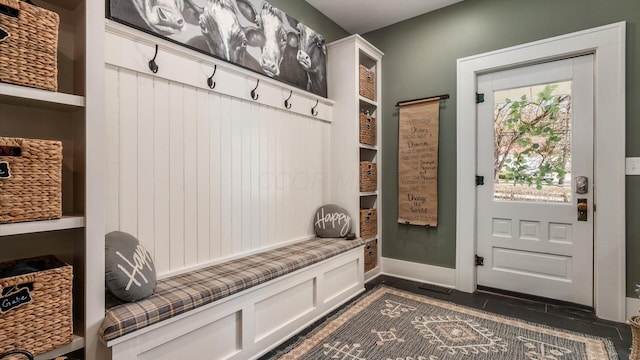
0,287,32,314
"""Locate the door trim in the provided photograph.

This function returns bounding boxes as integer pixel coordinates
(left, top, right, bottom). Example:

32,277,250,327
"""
456,22,626,321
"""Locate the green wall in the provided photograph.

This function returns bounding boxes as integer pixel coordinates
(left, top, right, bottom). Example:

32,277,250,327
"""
267,0,349,42
361,0,640,296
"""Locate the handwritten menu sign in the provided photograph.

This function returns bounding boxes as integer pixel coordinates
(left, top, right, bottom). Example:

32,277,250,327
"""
398,98,439,226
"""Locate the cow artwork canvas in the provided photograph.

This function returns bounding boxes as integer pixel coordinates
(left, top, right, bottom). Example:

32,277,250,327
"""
108,0,328,97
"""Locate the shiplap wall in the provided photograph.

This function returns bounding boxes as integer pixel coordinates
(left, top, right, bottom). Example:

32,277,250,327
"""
105,65,331,276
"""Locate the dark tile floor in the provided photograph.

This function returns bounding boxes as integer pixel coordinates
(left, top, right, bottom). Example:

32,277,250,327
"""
261,274,632,359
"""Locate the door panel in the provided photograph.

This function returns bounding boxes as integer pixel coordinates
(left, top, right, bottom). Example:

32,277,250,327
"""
476,56,594,306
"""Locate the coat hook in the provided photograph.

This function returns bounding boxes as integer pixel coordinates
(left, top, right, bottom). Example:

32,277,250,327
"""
250,79,259,100
311,99,319,116
148,44,159,73
207,65,217,89
284,90,293,109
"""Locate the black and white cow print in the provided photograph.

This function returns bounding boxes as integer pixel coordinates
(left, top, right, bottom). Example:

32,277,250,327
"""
109,0,327,97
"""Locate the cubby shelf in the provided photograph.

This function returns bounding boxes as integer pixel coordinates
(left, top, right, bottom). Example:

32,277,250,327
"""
0,82,85,110
0,215,85,237
328,35,383,278
359,95,378,108
33,335,85,360
0,0,105,358
360,144,378,151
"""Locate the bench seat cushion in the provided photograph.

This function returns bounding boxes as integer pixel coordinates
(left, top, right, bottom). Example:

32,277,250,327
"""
100,237,364,342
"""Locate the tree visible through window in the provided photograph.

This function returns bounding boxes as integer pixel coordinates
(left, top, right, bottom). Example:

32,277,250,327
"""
493,82,572,203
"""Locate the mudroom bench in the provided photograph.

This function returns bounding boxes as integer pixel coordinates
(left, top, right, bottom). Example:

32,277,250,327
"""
100,237,365,360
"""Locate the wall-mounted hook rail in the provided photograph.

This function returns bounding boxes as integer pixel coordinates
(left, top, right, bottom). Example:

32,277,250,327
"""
311,99,319,117
207,65,217,89
148,44,159,73
250,79,260,100
284,90,293,109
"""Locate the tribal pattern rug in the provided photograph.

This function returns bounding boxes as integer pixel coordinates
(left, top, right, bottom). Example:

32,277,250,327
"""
273,286,618,359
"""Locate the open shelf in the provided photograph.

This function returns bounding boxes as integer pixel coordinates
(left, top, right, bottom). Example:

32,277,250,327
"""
360,143,378,151
359,96,378,108
0,215,85,237
34,335,85,360
0,83,85,111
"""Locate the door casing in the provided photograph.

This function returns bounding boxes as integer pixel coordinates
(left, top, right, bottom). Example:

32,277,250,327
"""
456,22,626,322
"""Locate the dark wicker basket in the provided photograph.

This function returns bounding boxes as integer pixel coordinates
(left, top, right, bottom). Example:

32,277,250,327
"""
360,209,377,239
359,65,375,101
0,256,73,357
359,162,377,192
359,111,376,146
0,0,59,91
631,316,640,360
364,240,377,272
0,137,62,224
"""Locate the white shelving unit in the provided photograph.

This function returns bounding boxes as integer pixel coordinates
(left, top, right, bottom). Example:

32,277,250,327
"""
328,35,383,282
0,0,104,359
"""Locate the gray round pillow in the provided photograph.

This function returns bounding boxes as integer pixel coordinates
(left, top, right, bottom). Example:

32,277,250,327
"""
105,231,157,302
314,204,352,238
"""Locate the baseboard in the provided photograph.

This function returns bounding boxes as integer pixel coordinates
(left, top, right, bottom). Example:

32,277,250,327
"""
380,257,456,289
626,296,640,321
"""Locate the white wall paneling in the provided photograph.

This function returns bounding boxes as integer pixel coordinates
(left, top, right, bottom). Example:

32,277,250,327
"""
105,23,333,276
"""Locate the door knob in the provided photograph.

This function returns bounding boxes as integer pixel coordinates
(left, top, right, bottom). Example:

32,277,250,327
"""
577,199,588,221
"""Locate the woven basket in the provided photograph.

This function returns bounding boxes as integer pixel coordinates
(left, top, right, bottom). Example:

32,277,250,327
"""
359,111,376,146
360,209,377,239
364,240,377,272
359,65,375,101
0,256,73,357
0,350,33,360
0,137,62,224
631,316,640,360
0,0,59,91
359,161,377,192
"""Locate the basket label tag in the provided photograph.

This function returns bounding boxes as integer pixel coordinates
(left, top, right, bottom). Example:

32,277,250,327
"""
0,287,32,314
0,161,10,179
0,26,9,43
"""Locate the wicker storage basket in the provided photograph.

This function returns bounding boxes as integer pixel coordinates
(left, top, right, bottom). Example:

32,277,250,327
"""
0,0,59,91
360,209,377,239
359,161,377,192
631,316,640,360
0,137,62,224
0,256,73,357
359,111,376,146
359,65,375,101
364,240,377,272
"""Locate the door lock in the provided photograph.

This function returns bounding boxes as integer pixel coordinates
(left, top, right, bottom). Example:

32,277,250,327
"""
577,199,588,221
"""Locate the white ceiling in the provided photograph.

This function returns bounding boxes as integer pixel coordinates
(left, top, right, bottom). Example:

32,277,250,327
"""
305,0,464,34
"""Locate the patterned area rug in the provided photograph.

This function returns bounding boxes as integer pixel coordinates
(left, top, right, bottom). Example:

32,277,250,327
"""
273,286,618,359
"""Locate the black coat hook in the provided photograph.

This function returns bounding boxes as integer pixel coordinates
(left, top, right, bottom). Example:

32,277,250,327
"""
311,99,319,117
284,90,293,109
207,65,217,89
148,44,159,73
250,79,259,100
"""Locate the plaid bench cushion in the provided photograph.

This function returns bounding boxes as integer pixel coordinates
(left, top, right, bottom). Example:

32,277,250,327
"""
100,237,364,342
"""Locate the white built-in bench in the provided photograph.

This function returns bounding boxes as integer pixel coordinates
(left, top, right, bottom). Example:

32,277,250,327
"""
100,237,365,360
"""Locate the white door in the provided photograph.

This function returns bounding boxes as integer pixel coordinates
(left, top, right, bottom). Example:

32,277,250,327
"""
476,55,594,306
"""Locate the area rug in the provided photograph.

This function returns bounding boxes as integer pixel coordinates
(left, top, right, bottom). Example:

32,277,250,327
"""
274,286,618,359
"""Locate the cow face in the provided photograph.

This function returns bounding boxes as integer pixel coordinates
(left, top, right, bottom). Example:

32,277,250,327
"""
257,3,289,77
198,0,249,63
132,0,186,35
295,23,326,73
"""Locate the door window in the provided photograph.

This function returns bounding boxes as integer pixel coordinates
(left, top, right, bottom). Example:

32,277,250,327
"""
493,81,572,203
